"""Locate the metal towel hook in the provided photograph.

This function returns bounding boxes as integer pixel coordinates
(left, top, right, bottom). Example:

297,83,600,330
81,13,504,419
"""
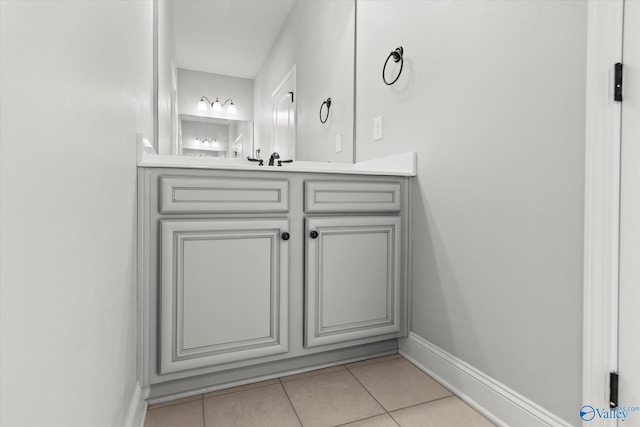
382,46,404,85
319,98,332,124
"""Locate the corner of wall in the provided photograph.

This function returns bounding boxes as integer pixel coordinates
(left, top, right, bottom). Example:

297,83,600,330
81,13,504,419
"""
125,382,149,427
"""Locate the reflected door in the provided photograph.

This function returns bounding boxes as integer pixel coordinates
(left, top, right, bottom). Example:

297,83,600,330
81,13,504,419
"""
272,67,296,160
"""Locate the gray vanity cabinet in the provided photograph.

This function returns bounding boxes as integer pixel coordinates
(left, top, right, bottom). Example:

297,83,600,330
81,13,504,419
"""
139,168,410,394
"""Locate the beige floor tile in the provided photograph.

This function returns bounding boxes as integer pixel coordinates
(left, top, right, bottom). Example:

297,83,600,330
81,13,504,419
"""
203,379,280,398
345,354,402,369
390,396,495,427
147,394,202,410
349,358,451,411
144,400,204,427
282,370,385,427
280,365,346,382
203,383,300,427
340,414,400,426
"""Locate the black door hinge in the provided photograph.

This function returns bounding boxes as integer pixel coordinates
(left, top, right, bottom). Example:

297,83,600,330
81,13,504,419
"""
610,371,619,408
614,63,623,102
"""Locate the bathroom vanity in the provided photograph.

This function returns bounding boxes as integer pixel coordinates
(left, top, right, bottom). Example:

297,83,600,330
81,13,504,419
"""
137,147,416,401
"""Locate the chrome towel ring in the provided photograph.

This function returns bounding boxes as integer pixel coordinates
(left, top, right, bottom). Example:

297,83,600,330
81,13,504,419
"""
382,46,404,85
319,98,332,123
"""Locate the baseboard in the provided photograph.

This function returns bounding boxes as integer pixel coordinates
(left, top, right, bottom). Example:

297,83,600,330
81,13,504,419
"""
124,381,149,427
399,333,572,427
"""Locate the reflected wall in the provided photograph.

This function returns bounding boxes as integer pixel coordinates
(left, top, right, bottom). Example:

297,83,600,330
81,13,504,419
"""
254,0,354,163
157,0,355,162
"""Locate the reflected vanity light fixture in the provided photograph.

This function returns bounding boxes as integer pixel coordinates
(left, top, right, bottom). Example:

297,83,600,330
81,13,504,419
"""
198,96,236,114
194,137,218,147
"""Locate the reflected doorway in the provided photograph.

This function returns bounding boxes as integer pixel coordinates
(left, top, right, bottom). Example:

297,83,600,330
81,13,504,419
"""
272,66,296,160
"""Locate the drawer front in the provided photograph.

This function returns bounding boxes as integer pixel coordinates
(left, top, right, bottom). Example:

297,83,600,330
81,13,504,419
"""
304,180,401,213
159,176,289,213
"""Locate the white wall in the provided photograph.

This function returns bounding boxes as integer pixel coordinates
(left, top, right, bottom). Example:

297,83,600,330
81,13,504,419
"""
0,1,153,426
254,0,354,163
356,1,586,423
177,69,254,121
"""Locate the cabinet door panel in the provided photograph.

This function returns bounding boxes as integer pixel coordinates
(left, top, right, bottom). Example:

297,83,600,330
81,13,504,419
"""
305,216,401,348
160,219,289,374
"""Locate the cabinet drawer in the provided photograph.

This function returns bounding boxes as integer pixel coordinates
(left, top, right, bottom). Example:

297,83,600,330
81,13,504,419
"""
159,176,289,213
304,180,401,213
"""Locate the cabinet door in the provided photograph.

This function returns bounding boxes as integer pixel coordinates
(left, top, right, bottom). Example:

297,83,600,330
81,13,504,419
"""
305,216,402,348
159,218,289,374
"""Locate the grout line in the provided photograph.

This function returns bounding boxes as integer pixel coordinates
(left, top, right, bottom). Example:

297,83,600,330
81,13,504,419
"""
388,411,402,426
333,413,400,427
200,395,205,427
279,378,305,426
345,367,390,416
344,354,403,371
147,394,204,412
201,380,279,400
387,396,459,427
280,365,348,384
389,394,457,414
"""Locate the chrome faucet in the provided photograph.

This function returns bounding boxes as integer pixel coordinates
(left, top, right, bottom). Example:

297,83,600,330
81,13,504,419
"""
268,152,280,166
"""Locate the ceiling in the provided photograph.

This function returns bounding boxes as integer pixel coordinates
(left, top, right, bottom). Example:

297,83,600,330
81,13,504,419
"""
171,0,297,79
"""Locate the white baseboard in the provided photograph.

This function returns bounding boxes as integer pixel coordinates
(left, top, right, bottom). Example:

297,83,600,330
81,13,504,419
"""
399,333,572,427
124,381,149,427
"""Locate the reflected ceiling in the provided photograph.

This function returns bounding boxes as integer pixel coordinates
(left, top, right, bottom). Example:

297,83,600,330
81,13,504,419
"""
170,0,296,79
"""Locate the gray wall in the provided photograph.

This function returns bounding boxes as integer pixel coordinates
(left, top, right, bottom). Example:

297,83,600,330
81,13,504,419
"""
0,1,153,426
355,1,587,422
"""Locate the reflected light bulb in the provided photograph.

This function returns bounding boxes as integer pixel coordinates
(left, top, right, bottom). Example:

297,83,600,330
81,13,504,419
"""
227,102,236,114
197,99,207,111
212,98,222,112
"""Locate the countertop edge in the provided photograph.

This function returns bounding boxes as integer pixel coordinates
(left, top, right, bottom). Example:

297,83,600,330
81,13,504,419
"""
137,152,417,177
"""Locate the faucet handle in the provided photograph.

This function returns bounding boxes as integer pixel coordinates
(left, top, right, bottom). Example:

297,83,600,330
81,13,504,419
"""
277,159,293,167
247,157,263,166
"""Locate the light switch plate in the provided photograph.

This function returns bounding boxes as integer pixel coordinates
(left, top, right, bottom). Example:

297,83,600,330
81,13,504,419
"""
373,116,383,140
335,134,342,153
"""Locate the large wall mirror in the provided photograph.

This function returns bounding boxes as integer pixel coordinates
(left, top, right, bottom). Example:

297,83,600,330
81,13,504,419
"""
156,0,355,163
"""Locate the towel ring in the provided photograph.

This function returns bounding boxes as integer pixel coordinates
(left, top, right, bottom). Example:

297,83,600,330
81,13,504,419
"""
382,46,404,85
319,98,332,123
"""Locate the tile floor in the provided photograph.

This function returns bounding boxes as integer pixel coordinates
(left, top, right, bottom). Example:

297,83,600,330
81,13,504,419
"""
144,355,495,427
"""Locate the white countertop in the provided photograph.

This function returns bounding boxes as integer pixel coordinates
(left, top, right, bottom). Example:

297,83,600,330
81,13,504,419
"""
137,138,416,177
